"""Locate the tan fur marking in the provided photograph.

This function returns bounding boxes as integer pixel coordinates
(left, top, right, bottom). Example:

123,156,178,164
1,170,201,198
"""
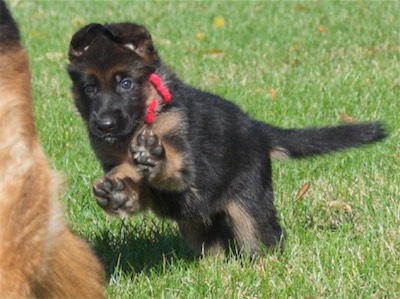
149,111,188,191
151,141,187,191
163,143,184,177
109,160,142,182
144,80,159,107
270,146,290,159
152,110,182,136
225,201,258,252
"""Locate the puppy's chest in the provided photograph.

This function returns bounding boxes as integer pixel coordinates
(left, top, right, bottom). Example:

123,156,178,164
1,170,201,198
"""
91,138,131,170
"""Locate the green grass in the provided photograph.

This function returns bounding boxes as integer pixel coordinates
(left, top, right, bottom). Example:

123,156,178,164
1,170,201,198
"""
9,0,399,298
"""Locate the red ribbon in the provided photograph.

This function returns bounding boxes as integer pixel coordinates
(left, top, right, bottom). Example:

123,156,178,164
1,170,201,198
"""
145,73,172,124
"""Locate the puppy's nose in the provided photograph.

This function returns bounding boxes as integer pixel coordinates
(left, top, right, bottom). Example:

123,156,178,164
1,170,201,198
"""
96,117,115,133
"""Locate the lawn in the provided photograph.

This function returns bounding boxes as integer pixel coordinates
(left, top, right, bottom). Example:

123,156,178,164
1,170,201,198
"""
9,1,399,298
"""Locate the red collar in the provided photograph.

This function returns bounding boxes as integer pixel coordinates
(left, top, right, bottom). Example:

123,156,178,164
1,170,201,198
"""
145,73,171,124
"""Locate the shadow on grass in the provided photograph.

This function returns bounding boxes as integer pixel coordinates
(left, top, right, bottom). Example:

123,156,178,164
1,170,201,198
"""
92,219,196,279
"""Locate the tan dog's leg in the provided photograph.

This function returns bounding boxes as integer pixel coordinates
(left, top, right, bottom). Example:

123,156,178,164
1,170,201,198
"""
0,162,105,298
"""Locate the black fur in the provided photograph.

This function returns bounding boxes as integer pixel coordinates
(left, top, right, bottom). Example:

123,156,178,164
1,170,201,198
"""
266,122,386,158
67,22,387,256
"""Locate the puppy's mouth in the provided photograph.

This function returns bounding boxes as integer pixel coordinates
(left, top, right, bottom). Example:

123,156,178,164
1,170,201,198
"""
91,132,131,144
103,135,123,144
89,119,141,144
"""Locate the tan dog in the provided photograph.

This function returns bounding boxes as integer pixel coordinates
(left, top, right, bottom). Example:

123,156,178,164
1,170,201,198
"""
0,1,105,298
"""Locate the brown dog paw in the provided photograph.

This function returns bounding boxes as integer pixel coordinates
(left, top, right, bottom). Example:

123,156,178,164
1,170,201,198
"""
131,126,164,172
93,177,140,216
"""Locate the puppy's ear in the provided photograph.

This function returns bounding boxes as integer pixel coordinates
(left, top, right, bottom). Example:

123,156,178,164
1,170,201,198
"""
103,23,158,64
68,23,104,58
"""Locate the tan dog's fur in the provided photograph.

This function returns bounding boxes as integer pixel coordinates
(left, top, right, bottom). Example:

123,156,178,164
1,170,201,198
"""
0,4,105,298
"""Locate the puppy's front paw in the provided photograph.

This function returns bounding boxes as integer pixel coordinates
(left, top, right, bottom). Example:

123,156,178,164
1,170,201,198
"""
131,127,164,172
93,177,140,216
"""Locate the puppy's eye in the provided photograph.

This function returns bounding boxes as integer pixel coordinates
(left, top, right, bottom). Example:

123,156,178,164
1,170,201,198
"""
120,79,133,90
83,84,97,95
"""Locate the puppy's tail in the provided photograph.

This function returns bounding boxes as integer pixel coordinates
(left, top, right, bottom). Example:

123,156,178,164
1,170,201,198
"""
262,122,387,159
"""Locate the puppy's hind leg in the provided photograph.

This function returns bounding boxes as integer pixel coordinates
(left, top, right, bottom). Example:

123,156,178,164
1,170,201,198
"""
178,214,234,257
225,199,284,256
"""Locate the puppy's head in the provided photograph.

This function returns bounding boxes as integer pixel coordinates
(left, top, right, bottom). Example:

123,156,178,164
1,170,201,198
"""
67,23,158,143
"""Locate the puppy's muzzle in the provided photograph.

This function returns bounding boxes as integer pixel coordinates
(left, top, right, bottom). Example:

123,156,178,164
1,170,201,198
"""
95,116,116,134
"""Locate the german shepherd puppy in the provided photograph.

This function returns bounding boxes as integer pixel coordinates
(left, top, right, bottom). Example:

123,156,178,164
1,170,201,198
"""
67,23,386,256
0,2,104,297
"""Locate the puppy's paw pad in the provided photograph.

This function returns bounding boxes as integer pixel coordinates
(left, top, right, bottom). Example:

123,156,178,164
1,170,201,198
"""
93,177,128,210
131,127,164,171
